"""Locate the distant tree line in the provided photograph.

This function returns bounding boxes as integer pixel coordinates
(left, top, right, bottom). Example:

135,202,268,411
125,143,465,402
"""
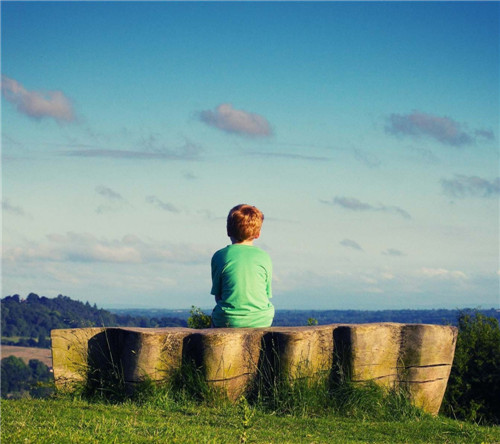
272,308,500,327
111,307,500,327
1,293,188,348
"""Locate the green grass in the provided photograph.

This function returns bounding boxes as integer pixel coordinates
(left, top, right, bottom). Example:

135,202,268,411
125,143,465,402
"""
2,397,500,444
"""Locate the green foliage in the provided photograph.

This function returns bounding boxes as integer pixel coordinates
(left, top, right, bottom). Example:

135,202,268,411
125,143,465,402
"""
238,396,255,444
1,356,54,399
187,306,212,329
442,310,500,424
1,293,187,346
306,317,318,326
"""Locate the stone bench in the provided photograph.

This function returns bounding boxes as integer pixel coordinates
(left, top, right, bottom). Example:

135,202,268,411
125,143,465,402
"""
51,323,457,415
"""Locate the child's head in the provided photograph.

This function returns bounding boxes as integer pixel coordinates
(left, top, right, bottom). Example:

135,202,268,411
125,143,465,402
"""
227,204,264,242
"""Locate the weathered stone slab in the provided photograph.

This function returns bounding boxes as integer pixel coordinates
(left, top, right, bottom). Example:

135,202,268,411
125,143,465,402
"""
51,327,105,389
102,327,193,384
184,328,264,400
263,325,334,380
334,323,403,386
398,324,458,415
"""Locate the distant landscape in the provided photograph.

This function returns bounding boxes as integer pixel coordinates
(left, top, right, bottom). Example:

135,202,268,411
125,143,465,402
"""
2,293,499,351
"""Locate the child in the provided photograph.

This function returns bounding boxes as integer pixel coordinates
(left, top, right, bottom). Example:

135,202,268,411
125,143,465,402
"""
211,204,274,328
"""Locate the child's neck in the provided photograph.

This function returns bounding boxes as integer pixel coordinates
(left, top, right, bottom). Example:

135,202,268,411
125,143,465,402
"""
230,238,254,246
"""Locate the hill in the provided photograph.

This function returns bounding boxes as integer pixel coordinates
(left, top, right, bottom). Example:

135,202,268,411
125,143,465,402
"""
1,293,187,348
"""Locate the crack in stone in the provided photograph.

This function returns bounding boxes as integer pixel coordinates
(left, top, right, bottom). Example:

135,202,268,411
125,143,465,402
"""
399,378,445,384
398,363,451,369
206,372,254,383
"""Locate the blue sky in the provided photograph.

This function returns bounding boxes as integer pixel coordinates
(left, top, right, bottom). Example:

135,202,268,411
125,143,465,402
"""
2,1,499,310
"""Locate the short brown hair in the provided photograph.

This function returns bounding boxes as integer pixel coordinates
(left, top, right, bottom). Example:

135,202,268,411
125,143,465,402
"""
227,204,264,242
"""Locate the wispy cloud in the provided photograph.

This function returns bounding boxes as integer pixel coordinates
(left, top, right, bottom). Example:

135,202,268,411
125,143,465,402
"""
2,199,27,217
1,75,75,123
246,152,330,161
322,196,411,219
96,186,126,214
441,175,500,198
340,239,363,251
352,149,381,168
382,248,405,257
146,196,179,213
96,186,123,201
183,171,197,180
475,129,496,141
199,103,272,137
61,141,202,161
4,232,209,265
385,110,492,147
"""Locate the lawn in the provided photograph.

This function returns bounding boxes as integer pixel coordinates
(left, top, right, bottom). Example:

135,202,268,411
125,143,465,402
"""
2,398,499,444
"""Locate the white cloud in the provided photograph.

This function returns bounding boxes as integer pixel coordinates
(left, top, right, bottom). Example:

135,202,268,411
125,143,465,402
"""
4,233,211,265
1,75,75,123
381,272,395,280
419,267,468,280
199,103,272,137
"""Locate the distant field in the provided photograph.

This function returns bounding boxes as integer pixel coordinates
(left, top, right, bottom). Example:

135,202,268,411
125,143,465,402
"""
0,345,52,367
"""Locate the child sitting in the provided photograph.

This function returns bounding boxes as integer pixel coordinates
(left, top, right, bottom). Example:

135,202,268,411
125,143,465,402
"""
211,204,274,328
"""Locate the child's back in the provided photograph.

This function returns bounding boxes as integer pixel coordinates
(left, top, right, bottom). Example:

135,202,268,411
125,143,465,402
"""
211,204,274,328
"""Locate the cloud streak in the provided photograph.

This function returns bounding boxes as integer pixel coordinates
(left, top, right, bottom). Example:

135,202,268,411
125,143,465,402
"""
199,103,272,137
61,141,202,161
385,110,494,147
340,239,363,251
146,196,179,213
441,175,500,198
1,75,75,123
324,196,411,219
382,248,406,257
247,152,330,162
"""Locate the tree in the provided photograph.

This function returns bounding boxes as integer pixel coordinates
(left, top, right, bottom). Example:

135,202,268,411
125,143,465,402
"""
1,356,31,394
187,306,212,329
442,311,500,424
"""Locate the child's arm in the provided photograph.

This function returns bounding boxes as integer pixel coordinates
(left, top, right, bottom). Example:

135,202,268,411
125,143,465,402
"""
211,254,222,302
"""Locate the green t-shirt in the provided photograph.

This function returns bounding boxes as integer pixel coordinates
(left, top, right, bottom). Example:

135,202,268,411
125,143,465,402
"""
211,244,274,328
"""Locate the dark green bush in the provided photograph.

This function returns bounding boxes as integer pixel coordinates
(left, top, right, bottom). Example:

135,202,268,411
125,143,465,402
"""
1,356,54,398
442,311,500,424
